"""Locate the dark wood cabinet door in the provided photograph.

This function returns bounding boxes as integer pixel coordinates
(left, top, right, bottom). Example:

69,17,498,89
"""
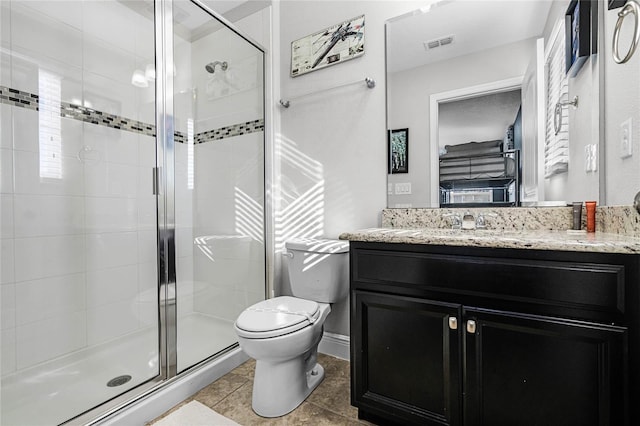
352,290,462,425
463,308,627,426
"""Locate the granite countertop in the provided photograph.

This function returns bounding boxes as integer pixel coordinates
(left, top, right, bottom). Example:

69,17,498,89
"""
339,227,640,254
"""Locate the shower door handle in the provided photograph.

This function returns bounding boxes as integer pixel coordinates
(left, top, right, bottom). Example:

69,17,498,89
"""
152,167,160,195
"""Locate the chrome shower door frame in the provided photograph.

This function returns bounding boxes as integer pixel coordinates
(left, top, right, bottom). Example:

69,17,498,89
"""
66,0,269,422
156,0,178,380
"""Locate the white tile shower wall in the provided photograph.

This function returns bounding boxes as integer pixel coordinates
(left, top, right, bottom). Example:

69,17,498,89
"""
191,23,264,132
0,148,14,194
1,1,158,376
1,283,15,329
0,240,14,285
0,50,9,91
137,261,158,328
194,139,235,234
1,329,16,374
15,273,86,326
3,121,157,370
175,141,195,317
14,236,86,283
192,132,265,321
10,3,83,72
1,104,13,148
16,310,86,370
173,38,194,135
0,195,13,239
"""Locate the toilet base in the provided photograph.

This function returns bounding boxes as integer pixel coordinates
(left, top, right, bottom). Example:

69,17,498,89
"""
251,358,325,418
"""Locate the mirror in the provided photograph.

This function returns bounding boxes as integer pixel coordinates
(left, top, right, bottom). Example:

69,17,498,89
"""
386,0,603,208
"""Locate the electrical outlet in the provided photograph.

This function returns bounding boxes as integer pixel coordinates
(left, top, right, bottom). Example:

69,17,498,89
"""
394,183,412,195
584,144,598,172
621,118,633,158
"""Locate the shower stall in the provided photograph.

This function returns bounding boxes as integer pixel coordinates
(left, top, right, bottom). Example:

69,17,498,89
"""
0,0,266,424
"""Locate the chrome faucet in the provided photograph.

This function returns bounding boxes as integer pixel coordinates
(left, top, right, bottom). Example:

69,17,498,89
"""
443,213,462,229
475,212,498,230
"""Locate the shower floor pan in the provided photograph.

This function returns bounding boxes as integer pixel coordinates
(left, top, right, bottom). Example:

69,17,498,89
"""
1,313,236,426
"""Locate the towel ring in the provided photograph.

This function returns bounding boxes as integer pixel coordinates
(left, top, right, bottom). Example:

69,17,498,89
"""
613,1,640,64
553,96,579,135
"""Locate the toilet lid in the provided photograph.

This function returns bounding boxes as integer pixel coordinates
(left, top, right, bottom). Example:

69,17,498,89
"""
235,296,320,339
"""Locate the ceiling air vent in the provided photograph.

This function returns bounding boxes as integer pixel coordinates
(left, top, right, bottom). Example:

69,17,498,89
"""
424,34,455,50
439,36,454,46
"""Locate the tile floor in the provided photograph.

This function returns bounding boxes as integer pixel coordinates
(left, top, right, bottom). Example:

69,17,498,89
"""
151,353,374,425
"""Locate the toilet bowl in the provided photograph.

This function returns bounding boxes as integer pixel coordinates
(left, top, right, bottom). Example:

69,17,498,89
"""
235,296,331,417
234,238,349,417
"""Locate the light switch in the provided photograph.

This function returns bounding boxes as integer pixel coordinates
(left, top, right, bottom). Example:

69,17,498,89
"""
621,118,633,158
589,144,597,172
584,144,597,172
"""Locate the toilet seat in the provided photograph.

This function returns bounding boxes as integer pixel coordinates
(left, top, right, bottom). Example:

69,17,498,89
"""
235,296,320,339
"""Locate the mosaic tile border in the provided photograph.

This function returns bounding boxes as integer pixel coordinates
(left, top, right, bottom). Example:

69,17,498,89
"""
0,85,264,144
195,119,264,144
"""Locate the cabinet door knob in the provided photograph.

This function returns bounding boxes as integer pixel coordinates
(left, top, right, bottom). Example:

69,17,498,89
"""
448,316,458,330
466,319,477,334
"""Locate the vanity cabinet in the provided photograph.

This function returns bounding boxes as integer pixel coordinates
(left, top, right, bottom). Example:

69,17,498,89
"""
349,241,640,426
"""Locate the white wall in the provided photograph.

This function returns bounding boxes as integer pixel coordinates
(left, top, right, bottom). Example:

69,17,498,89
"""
604,4,640,205
276,1,426,335
438,90,522,148
275,0,640,336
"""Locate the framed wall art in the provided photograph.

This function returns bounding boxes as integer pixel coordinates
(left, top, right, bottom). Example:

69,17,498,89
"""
565,0,591,77
290,15,365,77
388,128,409,174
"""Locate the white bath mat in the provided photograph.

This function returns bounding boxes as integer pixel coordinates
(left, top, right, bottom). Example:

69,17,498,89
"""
152,400,240,426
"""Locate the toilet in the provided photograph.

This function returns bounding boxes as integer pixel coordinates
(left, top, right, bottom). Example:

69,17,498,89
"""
234,238,349,417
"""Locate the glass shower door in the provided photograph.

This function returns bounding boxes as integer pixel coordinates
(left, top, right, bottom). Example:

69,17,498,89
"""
1,1,161,424
170,0,266,372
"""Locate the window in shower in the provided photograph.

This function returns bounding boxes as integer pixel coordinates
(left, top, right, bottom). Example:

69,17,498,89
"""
171,0,266,373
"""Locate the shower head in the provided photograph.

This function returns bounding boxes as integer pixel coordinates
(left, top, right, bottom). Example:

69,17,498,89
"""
205,61,228,74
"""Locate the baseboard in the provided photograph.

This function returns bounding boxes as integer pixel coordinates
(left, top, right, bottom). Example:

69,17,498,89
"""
318,332,350,360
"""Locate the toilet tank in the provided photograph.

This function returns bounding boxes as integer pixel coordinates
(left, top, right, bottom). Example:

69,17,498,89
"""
285,238,350,303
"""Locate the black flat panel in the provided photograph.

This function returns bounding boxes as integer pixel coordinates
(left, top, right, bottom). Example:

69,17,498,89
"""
349,242,639,425
352,290,461,425
353,249,624,318
464,309,627,426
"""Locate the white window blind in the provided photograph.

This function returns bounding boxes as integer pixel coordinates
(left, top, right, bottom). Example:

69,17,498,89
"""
544,25,569,177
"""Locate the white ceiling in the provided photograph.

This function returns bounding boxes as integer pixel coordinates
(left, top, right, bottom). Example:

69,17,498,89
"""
387,0,553,73
202,0,249,15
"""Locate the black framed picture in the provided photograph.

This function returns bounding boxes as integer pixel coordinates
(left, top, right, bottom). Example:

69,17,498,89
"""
565,0,591,77
388,128,408,174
